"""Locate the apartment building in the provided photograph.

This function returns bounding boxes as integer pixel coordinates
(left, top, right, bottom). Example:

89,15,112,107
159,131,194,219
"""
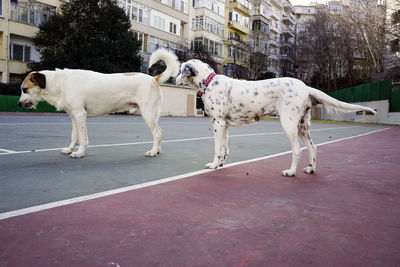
190,0,225,73
294,4,318,82
280,0,295,76
118,0,189,71
224,0,253,78
0,0,61,83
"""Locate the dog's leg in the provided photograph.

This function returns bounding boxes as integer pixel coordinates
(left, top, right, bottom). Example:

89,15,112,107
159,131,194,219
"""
70,111,88,158
206,120,228,169
141,109,162,157
298,111,317,174
280,115,301,177
219,125,229,166
61,116,78,155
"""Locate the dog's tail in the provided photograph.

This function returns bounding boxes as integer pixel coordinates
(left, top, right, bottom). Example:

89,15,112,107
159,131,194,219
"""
308,87,376,115
149,49,180,84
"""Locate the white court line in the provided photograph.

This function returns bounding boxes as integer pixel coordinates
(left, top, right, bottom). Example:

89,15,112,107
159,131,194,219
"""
0,121,211,126
0,127,390,220
0,148,17,153
0,126,360,155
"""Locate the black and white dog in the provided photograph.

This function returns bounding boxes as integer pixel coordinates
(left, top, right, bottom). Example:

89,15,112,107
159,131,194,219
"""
176,59,376,176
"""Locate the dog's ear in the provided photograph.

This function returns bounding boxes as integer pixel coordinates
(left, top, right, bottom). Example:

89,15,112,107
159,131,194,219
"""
31,72,46,89
182,64,197,77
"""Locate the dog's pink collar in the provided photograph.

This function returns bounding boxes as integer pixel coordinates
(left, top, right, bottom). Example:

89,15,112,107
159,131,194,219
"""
198,72,216,97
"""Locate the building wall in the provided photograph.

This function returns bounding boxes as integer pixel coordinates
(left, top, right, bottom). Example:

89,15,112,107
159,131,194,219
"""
160,85,197,117
0,0,60,83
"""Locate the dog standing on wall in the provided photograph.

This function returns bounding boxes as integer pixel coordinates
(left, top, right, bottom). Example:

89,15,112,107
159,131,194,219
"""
176,59,376,176
18,49,179,158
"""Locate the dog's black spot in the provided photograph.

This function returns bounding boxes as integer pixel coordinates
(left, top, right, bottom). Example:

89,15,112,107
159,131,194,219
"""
254,92,258,96
212,80,219,86
289,117,293,121
239,103,244,107
296,106,300,110
236,109,242,112
246,89,249,93
288,88,293,92
211,107,214,110
300,119,304,124
285,82,289,86
309,163,313,167
214,129,217,132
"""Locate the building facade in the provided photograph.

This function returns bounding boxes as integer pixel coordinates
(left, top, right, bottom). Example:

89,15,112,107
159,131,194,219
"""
118,0,190,72
190,0,226,73
0,0,61,83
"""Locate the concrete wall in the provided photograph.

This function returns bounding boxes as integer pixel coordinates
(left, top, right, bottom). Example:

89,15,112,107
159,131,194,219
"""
159,84,197,117
320,100,400,125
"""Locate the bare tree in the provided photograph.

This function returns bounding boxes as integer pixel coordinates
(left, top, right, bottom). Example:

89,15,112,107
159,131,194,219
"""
386,0,400,68
342,0,387,75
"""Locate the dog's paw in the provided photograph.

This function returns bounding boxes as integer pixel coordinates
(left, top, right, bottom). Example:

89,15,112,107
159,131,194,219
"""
303,166,315,174
70,151,84,158
145,150,159,157
60,148,73,155
205,162,219,169
281,169,295,177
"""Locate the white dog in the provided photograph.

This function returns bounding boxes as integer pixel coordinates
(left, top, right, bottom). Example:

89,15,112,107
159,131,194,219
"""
18,49,179,158
176,59,376,176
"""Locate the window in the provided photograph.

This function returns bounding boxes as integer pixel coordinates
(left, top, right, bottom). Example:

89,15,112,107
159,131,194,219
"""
10,0,55,26
193,0,224,16
149,36,185,54
10,43,31,62
152,15,165,30
118,0,149,24
192,16,224,37
170,22,177,34
191,37,223,57
157,0,188,13
134,32,147,52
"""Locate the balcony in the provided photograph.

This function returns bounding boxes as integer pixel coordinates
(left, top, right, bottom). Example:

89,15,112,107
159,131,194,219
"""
281,39,294,49
228,21,250,34
270,0,282,8
269,39,279,47
229,1,252,16
269,23,279,34
283,2,295,13
270,9,280,21
282,14,295,26
282,25,295,37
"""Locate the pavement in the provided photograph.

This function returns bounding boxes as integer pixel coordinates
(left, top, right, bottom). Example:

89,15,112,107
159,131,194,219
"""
0,114,399,266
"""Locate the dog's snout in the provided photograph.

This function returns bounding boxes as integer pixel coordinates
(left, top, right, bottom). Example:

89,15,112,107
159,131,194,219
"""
18,101,23,107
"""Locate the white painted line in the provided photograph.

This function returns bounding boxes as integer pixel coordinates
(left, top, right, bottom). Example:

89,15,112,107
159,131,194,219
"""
0,148,17,153
0,127,390,221
0,126,361,156
0,121,211,126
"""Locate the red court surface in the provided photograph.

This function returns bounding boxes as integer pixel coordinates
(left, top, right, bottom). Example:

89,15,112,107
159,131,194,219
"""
1,126,400,266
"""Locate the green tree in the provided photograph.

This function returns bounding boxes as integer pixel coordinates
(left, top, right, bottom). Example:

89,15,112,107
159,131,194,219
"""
29,0,142,73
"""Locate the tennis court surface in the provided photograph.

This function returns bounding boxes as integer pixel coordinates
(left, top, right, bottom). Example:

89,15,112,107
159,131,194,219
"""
0,114,399,266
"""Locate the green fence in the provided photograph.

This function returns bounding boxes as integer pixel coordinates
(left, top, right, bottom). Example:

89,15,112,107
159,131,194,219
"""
0,95,61,113
390,89,400,112
329,79,400,112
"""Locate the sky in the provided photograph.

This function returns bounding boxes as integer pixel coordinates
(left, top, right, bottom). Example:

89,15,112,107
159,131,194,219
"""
290,0,327,5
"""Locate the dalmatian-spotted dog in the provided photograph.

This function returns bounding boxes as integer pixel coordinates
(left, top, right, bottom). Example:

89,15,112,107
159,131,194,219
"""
176,59,376,176
18,49,179,158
